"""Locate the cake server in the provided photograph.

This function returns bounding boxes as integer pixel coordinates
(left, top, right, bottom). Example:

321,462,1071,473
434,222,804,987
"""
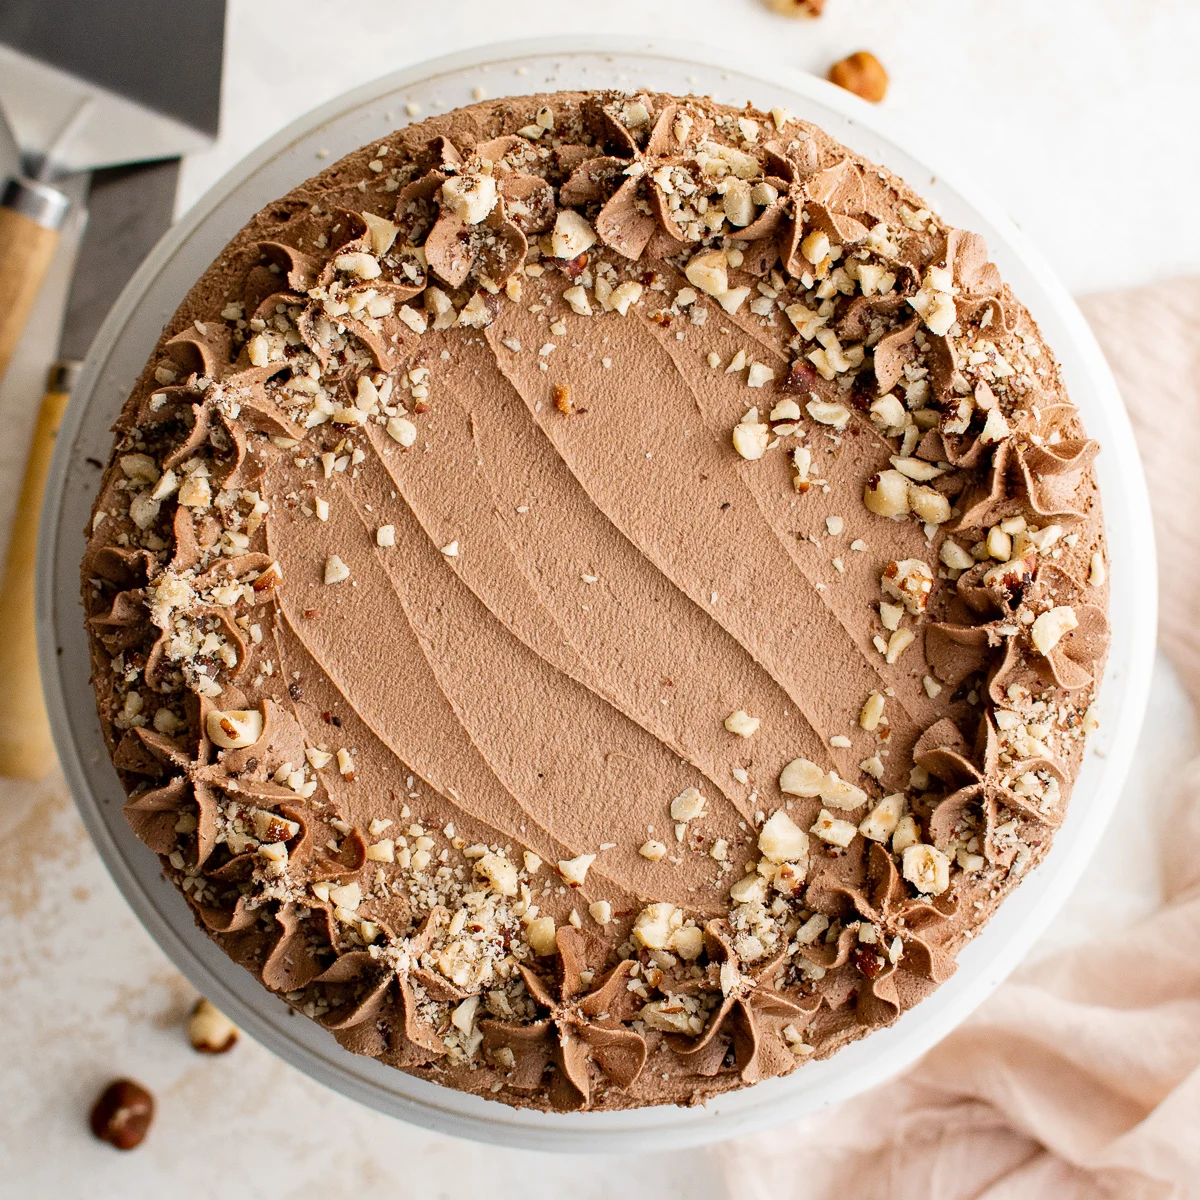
0,161,181,779
0,101,70,388
0,0,224,175
0,0,225,778
0,0,225,387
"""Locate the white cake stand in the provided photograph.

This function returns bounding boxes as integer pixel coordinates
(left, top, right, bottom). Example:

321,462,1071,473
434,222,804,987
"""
38,37,1156,1152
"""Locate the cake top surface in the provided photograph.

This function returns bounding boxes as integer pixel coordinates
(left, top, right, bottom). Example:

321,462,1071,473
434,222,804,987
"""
82,89,1108,1112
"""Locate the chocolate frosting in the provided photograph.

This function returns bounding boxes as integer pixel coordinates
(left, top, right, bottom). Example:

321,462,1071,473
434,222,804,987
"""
80,90,1108,1112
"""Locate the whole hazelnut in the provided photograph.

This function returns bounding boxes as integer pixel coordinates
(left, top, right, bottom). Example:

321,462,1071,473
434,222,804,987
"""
89,1079,154,1150
829,51,890,103
762,0,825,15
188,997,239,1054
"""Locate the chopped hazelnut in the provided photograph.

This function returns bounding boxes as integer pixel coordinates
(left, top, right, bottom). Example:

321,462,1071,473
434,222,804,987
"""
633,901,683,949
386,416,417,447
724,709,761,738
670,925,705,960
119,453,159,484
864,469,911,519
524,915,558,956
801,230,830,266
188,998,239,1054
177,474,212,509
779,757,827,797
361,211,399,256
732,418,770,460
366,839,395,862
729,873,769,905
859,793,905,842
746,362,776,389
610,281,643,316
870,395,906,430
1031,606,1078,654
985,528,1018,562
882,558,933,614
908,484,951,525
820,773,868,810
324,555,351,585
334,250,382,279
979,407,1010,444
684,248,729,297
885,628,916,663
758,810,809,863
441,173,498,225
902,843,951,895
810,808,858,847
940,540,975,571
670,786,707,822
551,210,597,259
806,399,851,429
206,708,263,750
476,851,519,896
563,285,593,316
891,814,921,853
451,995,481,1035
859,690,885,731
557,853,596,887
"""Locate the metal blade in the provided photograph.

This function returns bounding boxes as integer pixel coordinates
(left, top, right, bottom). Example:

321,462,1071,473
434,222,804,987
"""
0,100,18,184
58,159,180,363
0,0,224,173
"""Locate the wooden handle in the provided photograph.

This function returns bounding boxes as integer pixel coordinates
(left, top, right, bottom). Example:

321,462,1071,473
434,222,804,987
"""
0,386,70,779
0,205,61,386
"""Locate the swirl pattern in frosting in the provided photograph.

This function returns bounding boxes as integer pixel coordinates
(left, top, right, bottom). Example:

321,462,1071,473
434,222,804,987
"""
81,90,1108,1112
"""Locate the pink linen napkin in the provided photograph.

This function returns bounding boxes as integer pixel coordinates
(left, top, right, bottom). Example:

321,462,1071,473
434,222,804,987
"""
720,276,1200,1200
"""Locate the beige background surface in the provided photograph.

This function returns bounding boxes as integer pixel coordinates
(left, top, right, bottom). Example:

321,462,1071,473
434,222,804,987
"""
1,1,1196,1195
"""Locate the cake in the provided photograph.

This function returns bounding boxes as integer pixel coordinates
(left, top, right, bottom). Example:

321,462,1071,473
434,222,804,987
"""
81,90,1109,1112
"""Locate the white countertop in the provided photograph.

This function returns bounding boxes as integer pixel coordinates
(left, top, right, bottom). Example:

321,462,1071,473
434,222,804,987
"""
1,2,1197,1195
